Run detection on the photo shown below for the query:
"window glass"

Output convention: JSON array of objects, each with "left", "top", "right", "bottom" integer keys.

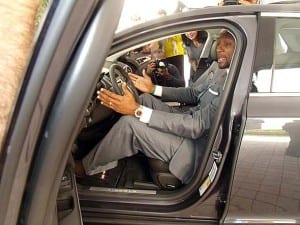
[
  {"left": 254, "top": 17, "right": 300, "bottom": 93},
  {"left": 116, "top": 0, "right": 219, "bottom": 32}
]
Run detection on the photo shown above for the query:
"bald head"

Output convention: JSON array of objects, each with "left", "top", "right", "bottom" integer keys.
[{"left": 216, "top": 30, "right": 235, "bottom": 68}]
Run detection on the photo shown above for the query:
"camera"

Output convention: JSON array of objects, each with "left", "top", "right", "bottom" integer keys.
[
  {"left": 223, "top": 0, "right": 239, "bottom": 5},
  {"left": 154, "top": 59, "right": 167, "bottom": 69}
]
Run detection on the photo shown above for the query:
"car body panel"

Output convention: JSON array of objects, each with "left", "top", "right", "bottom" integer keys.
[
  {"left": 225, "top": 94, "right": 300, "bottom": 224},
  {"left": 0, "top": 2, "right": 300, "bottom": 225},
  {"left": 0, "top": 0, "right": 123, "bottom": 225},
  {"left": 224, "top": 12, "right": 300, "bottom": 225},
  {"left": 0, "top": 1, "right": 98, "bottom": 224}
]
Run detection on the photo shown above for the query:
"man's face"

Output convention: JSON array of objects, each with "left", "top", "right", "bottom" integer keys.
[
  {"left": 151, "top": 49, "right": 165, "bottom": 60},
  {"left": 216, "top": 32, "right": 235, "bottom": 69},
  {"left": 150, "top": 42, "right": 165, "bottom": 60},
  {"left": 157, "top": 67, "right": 168, "bottom": 76}
]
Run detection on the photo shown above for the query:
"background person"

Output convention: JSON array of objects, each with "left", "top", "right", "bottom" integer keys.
[
  {"left": 162, "top": 34, "right": 185, "bottom": 77},
  {"left": 157, "top": 9, "right": 185, "bottom": 76},
  {"left": 218, "top": 0, "right": 258, "bottom": 5},
  {"left": 146, "top": 41, "right": 185, "bottom": 87},
  {"left": 181, "top": 30, "right": 208, "bottom": 86}
]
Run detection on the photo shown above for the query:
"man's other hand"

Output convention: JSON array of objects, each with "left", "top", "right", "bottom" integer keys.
[{"left": 129, "top": 70, "right": 154, "bottom": 93}]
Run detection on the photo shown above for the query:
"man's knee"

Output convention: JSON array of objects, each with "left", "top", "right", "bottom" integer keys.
[
  {"left": 118, "top": 115, "right": 138, "bottom": 127},
  {"left": 117, "top": 115, "right": 146, "bottom": 134}
]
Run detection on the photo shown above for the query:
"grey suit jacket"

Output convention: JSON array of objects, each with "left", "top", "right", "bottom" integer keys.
[{"left": 148, "top": 62, "right": 227, "bottom": 183}]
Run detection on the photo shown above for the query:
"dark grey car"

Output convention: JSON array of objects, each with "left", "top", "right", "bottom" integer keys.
[{"left": 0, "top": 1, "right": 300, "bottom": 225}]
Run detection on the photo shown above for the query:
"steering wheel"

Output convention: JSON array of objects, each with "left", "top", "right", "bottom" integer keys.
[{"left": 109, "top": 63, "right": 140, "bottom": 103}]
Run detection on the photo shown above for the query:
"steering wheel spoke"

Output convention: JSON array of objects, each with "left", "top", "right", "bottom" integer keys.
[{"left": 109, "top": 64, "right": 140, "bottom": 103}]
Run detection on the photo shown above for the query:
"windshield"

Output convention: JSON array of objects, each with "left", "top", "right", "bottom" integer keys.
[
  {"left": 116, "top": 0, "right": 220, "bottom": 32},
  {"left": 116, "top": 0, "right": 295, "bottom": 32}
]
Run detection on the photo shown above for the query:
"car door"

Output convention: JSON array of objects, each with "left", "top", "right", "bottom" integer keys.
[
  {"left": 224, "top": 11, "right": 300, "bottom": 225},
  {"left": 0, "top": 0, "right": 124, "bottom": 225}
]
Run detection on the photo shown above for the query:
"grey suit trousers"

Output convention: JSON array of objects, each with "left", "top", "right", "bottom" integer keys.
[{"left": 82, "top": 94, "right": 194, "bottom": 181}]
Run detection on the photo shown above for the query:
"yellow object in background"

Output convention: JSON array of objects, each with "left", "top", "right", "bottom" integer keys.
[{"left": 163, "top": 34, "right": 185, "bottom": 57}]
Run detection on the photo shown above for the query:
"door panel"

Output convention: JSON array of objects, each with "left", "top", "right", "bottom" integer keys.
[
  {"left": 0, "top": 1, "right": 95, "bottom": 225},
  {"left": 58, "top": 165, "right": 83, "bottom": 225},
  {"left": 14, "top": 0, "right": 124, "bottom": 225},
  {"left": 225, "top": 94, "right": 300, "bottom": 224}
]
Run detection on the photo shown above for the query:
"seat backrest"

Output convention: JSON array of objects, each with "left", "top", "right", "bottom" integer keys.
[{"left": 189, "top": 38, "right": 218, "bottom": 85}]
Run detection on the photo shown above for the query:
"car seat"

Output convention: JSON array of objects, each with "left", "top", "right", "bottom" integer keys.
[
  {"left": 147, "top": 38, "right": 219, "bottom": 190},
  {"left": 148, "top": 158, "right": 182, "bottom": 190}
]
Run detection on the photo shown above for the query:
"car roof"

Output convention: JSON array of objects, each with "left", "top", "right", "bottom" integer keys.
[
  {"left": 116, "top": 3, "right": 300, "bottom": 35},
  {"left": 113, "top": 3, "right": 300, "bottom": 48}
]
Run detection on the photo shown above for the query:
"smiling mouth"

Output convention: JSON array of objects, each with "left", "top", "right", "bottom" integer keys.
[{"left": 218, "top": 56, "right": 226, "bottom": 63}]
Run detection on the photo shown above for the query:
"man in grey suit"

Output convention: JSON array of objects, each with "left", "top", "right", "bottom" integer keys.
[{"left": 79, "top": 30, "right": 235, "bottom": 184}]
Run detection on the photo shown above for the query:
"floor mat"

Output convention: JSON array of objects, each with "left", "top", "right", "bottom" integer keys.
[
  {"left": 118, "top": 155, "right": 152, "bottom": 188},
  {"left": 76, "top": 160, "right": 126, "bottom": 187},
  {"left": 76, "top": 155, "right": 153, "bottom": 188}
]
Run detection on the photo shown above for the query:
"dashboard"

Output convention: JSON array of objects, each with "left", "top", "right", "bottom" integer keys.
[{"left": 81, "top": 53, "right": 147, "bottom": 130}]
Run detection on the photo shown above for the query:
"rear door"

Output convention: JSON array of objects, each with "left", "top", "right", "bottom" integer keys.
[{"left": 224, "top": 11, "right": 300, "bottom": 225}]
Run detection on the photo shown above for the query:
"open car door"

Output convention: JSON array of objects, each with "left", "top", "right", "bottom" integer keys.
[{"left": 0, "top": 0, "right": 124, "bottom": 225}]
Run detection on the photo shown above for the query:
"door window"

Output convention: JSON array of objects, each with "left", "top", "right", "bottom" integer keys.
[{"left": 254, "top": 17, "right": 300, "bottom": 93}]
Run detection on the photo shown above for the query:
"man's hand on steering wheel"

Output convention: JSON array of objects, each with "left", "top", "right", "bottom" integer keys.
[
  {"left": 97, "top": 82, "right": 139, "bottom": 116},
  {"left": 129, "top": 70, "right": 154, "bottom": 94}
]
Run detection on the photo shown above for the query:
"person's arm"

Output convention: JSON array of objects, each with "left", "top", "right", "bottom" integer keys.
[
  {"left": 160, "top": 63, "right": 213, "bottom": 103},
  {"left": 148, "top": 93, "right": 220, "bottom": 139},
  {"left": 166, "top": 76, "right": 185, "bottom": 87},
  {"left": 0, "top": 0, "right": 41, "bottom": 146},
  {"left": 166, "top": 64, "right": 185, "bottom": 87}
]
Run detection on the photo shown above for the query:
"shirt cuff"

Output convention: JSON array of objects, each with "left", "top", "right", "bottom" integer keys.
[
  {"left": 139, "top": 106, "right": 153, "bottom": 123},
  {"left": 153, "top": 85, "right": 162, "bottom": 96}
]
